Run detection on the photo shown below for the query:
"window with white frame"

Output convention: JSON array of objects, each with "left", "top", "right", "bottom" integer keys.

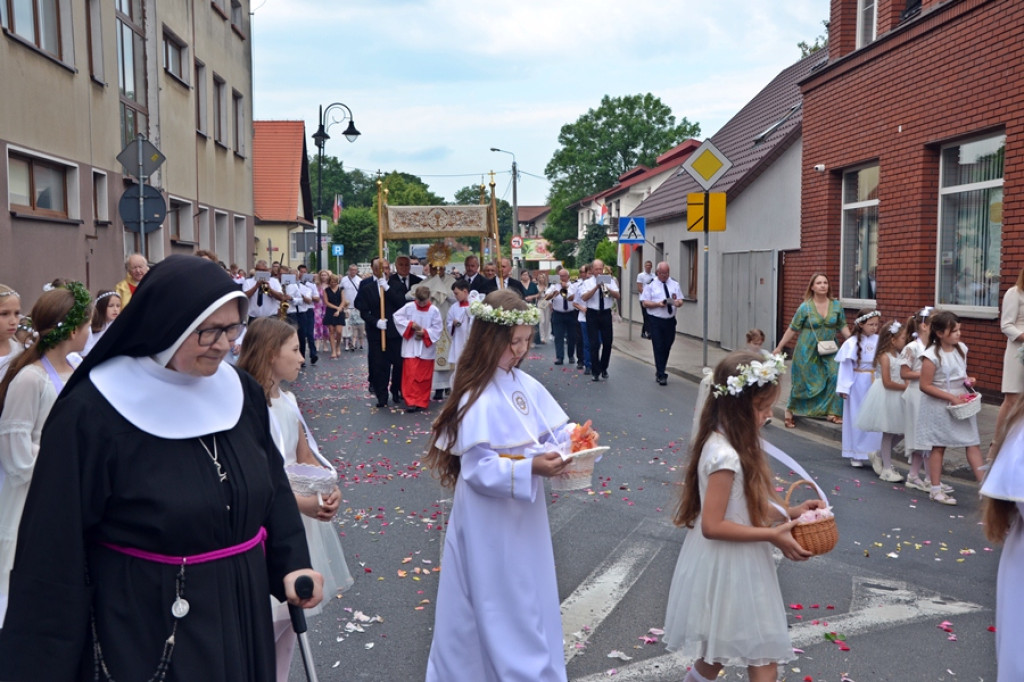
[
  {"left": 679, "top": 239, "right": 698, "bottom": 299},
  {"left": 840, "top": 165, "right": 879, "bottom": 302},
  {"left": 195, "top": 61, "right": 207, "bottom": 134},
  {"left": 86, "top": 0, "right": 104, "bottom": 80},
  {"left": 233, "top": 215, "right": 247, "bottom": 264},
  {"left": 197, "top": 206, "right": 210, "bottom": 249},
  {"left": 937, "top": 134, "right": 1005, "bottom": 310},
  {"left": 232, "top": 89, "right": 245, "bottom": 155},
  {"left": 857, "top": 0, "right": 877, "bottom": 48},
  {"left": 116, "top": 0, "right": 148, "bottom": 150},
  {"left": 162, "top": 29, "right": 187, "bottom": 83},
  {"left": 92, "top": 170, "right": 108, "bottom": 222},
  {"left": 167, "top": 197, "right": 194, "bottom": 242},
  {"left": 213, "top": 74, "right": 227, "bottom": 145},
  {"left": 9, "top": 152, "right": 70, "bottom": 218},
  {"left": 214, "top": 210, "right": 229, "bottom": 257}
]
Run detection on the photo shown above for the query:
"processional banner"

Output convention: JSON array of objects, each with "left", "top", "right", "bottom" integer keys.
[{"left": 383, "top": 205, "right": 491, "bottom": 240}]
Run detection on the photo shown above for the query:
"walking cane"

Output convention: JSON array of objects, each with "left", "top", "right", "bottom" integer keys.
[{"left": 288, "top": 575, "right": 320, "bottom": 682}]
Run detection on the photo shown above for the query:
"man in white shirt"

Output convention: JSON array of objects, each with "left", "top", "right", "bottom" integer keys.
[
  {"left": 292, "top": 264, "right": 319, "bottom": 366},
  {"left": 640, "top": 261, "right": 685, "bottom": 386},
  {"left": 340, "top": 264, "right": 362, "bottom": 351},
  {"left": 545, "top": 269, "right": 577, "bottom": 366},
  {"left": 580, "top": 259, "right": 620, "bottom": 381},
  {"left": 636, "top": 260, "right": 655, "bottom": 339},
  {"left": 573, "top": 265, "right": 591, "bottom": 373},
  {"left": 243, "top": 259, "right": 288, "bottom": 322}
]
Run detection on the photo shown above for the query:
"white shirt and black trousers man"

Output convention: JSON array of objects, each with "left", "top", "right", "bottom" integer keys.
[
  {"left": 641, "top": 275, "right": 684, "bottom": 385},
  {"left": 547, "top": 281, "right": 577, "bottom": 365},
  {"left": 581, "top": 276, "right": 619, "bottom": 381}
]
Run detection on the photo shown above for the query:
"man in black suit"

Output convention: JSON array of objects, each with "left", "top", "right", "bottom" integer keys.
[
  {"left": 464, "top": 255, "right": 494, "bottom": 296},
  {"left": 354, "top": 257, "right": 402, "bottom": 407},
  {"left": 384, "top": 255, "right": 423, "bottom": 404},
  {"left": 473, "top": 260, "right": 499, "bottom": 296},
  {"left": 499, "top": 258, "right": 527, "bottom": 298}
]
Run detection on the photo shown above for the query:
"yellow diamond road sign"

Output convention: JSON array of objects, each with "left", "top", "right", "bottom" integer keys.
[{"left": 681, "top": 139, "right": 732, "bottom": 191}]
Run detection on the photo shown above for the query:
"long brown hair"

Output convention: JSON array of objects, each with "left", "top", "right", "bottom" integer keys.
[
  {"left": 925, "top": 310, "right": 964, "bottom": 365},
  {"left": 237, "top": 317, "right": 299, "bottom": 404},
  {"left": 802, "top": 272, "right": 834, "bottom": 301},
  {"left": 0, "top": 289, "right": 84, "bottom": 416},
  {"left": 849, "top": 308, "right": 876, "bottom": 368},
  {"left": 873, "top": 319, "right": 904, "bottom": 368},
  {"left": 983, "top": 395, "right": 1024, "bottom": 543},
  {"left": 673, "top": 350, "right": 782, "bottom": 529},
  {"left": 425, "top": 290, "right": 529, "bottom": 488},
  {"left": 91, "top": 290, "right": 120, "bottom": 332}
]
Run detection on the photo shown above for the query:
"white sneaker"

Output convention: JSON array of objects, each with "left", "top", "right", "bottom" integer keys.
[
  {"left": 868, "top": 450, "right": 884, "bottom": 476},
  {"left": 850, "top": 459, "right": 866, "bottom": 468},
  {"left": 930, "top": 490, "right": 958, "bottom": 506},
  {"left": 879, "top": 468, "right": 904, "bottom": 483}
]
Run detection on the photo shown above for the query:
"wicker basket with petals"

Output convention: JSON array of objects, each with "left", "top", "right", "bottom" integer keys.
[
  {"left": 947, "top": 388, "right": 981, "bottom": 421},
  {"left": 784, "top": 479, "right": 838, "bottom": 556}
]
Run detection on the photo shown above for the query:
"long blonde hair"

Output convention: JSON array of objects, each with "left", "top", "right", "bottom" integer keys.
[
  {"left": 674, "top": 350, "right": 782, "bottom": 529},
  {"left": 425, "top": 290, "right": 529, "bottom": 489},
  {"left": 237, "top": 317, "right": 299, "bottom": 404}
]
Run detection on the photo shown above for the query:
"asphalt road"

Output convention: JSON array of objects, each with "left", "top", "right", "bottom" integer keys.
[{"left": 289, "top": 344, "right": 1000, "bottom": 682}]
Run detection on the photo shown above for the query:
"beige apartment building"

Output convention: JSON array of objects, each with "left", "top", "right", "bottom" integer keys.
[{"left": 0, "top": 0, "right": 255, "bottom": 305}]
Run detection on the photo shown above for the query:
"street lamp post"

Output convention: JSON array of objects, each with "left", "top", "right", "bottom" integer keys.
[
  {"left": 490, "top": 147, "right": 520, "bottom": 241},
  {"left": 312, "top": 102, "right": 360, "bottom": 269}
]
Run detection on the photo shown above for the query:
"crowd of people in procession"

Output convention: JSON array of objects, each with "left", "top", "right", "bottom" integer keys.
[{"left": 0, "top": 251, "right": 1021, "bottom": 681}]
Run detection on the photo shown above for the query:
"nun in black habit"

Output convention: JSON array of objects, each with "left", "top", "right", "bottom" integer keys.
[{"left": 0, "top": 255, "right": 323, "bottom": 681}]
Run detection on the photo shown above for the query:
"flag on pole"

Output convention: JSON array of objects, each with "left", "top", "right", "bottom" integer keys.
[
  {"left": 597, "top": 202, "right": 608, "bottom": 226},
  {"left": 332, "top": 194, "right": 344, "bottom": 222},
  {"left": 618, "top": 242, "right": 637, "bottom": 269}
]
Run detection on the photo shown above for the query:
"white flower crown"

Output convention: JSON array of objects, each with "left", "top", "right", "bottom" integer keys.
[
  {"left": 713, "top": 353, "right": 788, "bottom": 398},
  {"left": 855, "top": 310, "right": 881, "bottom": 325},
  {"left": 469, "top": 300, "right": 541, "bottom": 326},
  {"left": 888, "top": 320, "right": 902, "bottom": 335}
]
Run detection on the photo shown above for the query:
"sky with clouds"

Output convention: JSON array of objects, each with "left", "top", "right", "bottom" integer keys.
[{"left": 251, "top": 0, "right": 830, "bottom": 207}]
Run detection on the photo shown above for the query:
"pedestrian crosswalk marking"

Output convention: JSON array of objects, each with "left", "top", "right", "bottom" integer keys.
[
  {"left": 561, "top": 517, "right": 671, "bottom": 663},
  {"left": 571, "top": 572, "right": 984, "bottom": 681}
]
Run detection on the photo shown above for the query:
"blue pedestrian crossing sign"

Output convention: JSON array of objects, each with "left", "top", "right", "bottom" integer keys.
[{"left": 618, "top": 217, "right": 645, "bottom": 244}]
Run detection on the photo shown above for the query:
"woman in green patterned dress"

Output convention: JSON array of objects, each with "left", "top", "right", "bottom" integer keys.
[{"left": 773, "top": 273, "right": 851, "bottom": 427}]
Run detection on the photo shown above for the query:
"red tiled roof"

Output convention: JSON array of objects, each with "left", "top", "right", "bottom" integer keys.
[
  {"left": 517, "top": 205, "right": 551, "bottom": 223},
  {"left": 632, "top": 53, "right": 826, "bottom": 223},
  {"left": 253, "top": 121, "right": 314, "bottom": 225},
  {"left": 570, "top": 139, "right": 701, "bottom": 208}
]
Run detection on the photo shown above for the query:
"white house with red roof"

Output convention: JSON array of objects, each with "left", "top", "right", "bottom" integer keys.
[{"left": 252, "top": 121, "right": 315, "bottom": 268}]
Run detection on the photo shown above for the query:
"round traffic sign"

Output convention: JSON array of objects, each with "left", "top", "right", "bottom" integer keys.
[
  {"left": 118, "top": 185, "right": 167, "bottom": 234},
  {"left": 510, "top": 236, "right": 523, "bottom": 249}
]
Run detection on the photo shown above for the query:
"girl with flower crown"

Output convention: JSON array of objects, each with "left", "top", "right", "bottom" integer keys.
[
  {"left": 856, "top": 319, "right": 909, "bottom": 481},
  {"left": 0, "top": 282, "right": 92, "bottom": 625},
  {"left": 424, "top": 290, "right": 572, "bottom": 682},
  {"left": 82, "top": 289, "right": 122, "bottom": 356},
  {"left": 835, "top": 309, "right": 882, "bottom": 468},
  {"left": 0, "top": 285, "right": 21, "bottom": 383},
  {"left": 665, "top": 350, "right": 822, "bottom": 682}
]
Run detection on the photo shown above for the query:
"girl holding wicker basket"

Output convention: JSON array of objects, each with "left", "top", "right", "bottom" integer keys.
[
  {"left": 664, "top": 350, "right": 824, "bottom": 682},
  {"left": 916, "top": 310, "right": 986, "bottom": 505}
]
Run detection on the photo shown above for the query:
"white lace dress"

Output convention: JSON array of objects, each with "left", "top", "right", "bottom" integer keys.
[
  {"left": 663, "top": 432, "right": 794, "bottom": 667},
  {"left": 914, "top": 343, "right": 979, "bottom": 448}
]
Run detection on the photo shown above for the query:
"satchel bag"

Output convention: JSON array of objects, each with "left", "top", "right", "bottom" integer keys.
[{"left": 809, "top": 304, "right": 839, "bottom": 356}]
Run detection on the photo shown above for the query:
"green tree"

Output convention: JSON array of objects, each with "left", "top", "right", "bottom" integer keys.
[
  {"left": 308, "top": 156, "right": 376, "bottom": 219},
  {"left": 451, "top": 184, "right": 513, "bottom": 247},
  {"left": 542, "top": 194, "right": 579, "bottom": 267},
  {"left": 331, "top": 206, "right": 378, "bottom": 265},
  {"left": 798, "top": 20, "right": 830, "bottom": 58},
  {"left": 595, "top": 238, "right": 617, "bottom": 267},
  {"left": 545, "top": 94, "right": 700, "bottom": 203},
  {"left": 576, "top": 224, "right": 606, "bottom": 267}
]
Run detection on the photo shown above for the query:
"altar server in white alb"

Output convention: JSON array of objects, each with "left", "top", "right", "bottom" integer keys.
[
  {"left": 445, "top": 279, "right": 474, "bottom": 377},
  {"left": 835, "top": 309, "right": 882, "bottom": 467},
  {"left": 424, "top": 290, "right": 572, "bottom": 682},
  {"left": 393, "top": 285, "right": 444, "bottom": 413}
]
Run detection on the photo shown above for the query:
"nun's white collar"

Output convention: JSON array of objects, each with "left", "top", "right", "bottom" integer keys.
[{"left": 91, "top": 355, "right": 243, "bottom": 438}]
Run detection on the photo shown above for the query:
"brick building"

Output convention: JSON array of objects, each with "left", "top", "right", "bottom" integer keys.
[{"left": 788, "top": 0, "right": 1022, "bottom": 391}]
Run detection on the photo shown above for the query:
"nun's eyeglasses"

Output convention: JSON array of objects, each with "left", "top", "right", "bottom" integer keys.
[{"left": 194, "top": 323, "right": 246, "bottom": 346}]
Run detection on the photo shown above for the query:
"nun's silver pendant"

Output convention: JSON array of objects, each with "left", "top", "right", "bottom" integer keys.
[{"left": 171, "top": 597, "right": 190, "bottom": 619}]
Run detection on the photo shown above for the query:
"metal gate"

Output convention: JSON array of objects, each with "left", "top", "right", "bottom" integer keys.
[{"left": 720, "top": 250, "right": 776, "bottom": 351}]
